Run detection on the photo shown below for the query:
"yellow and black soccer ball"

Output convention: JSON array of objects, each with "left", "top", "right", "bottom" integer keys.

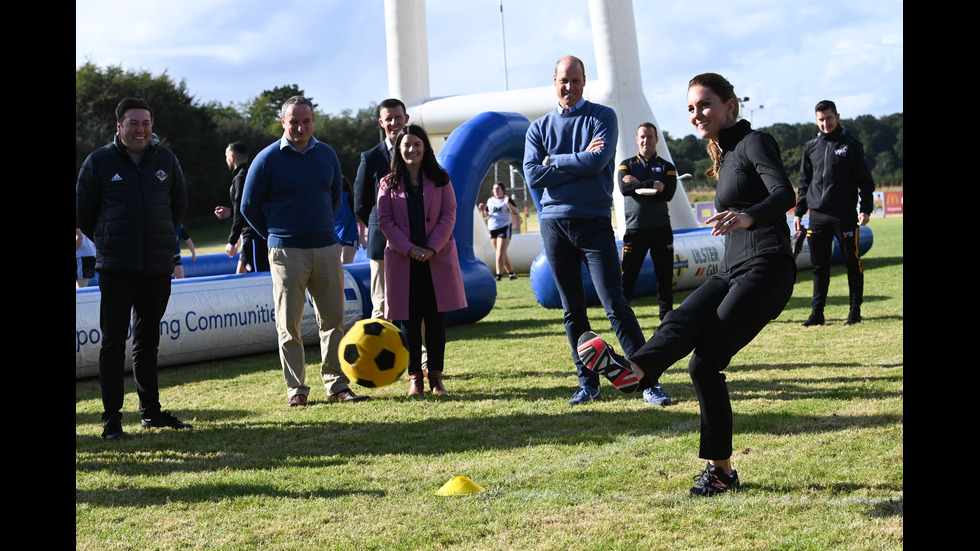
[{"left": 340, "top": 319, "right": 409, "bottom": 388}]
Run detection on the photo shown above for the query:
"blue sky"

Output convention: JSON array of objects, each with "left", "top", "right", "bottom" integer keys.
[{"left": 75, "top": 0, "right": 903, "bottom": 139}]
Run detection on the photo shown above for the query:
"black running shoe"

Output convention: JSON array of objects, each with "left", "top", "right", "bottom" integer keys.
[
  {"left": 102, "top": 418, "right": 126, "bottom": 440},
  {"left": 141, "top": 410, "right": 192, "bottom": 430},
  {"left": 801, "top": 313, "right": 825, "bottom": 327},
  {"left": 576, "top": 331, "right": 640, "bottom": 393},
  {"left": 690, "top": 463, "right": 740, "bottom": 497}
]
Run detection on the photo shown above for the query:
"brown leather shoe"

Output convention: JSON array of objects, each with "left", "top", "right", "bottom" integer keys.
[
  {"left": 287, "top": 394, "right": 308, "bottom": 407},
  {"left": 408, "top": 373, "right": 425, "bottom": 397},
  {"left": 324, "top": 389, "right": 371, "bottom": 402},
  {"left": 429, "top": 371, "right": 448, "bottom": 396}
]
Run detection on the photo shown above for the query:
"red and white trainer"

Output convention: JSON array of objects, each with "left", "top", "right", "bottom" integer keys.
[{"left": 576, "top": 331, "right": 640, "bottom": 393}]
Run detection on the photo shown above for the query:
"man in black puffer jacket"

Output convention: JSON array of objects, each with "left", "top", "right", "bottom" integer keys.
[{"left": 76, "top": 97, "right": 192, "bottom": 439}]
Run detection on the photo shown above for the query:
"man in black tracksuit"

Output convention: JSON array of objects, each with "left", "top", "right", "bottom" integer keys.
[
  {"left": 215, "top": 141, "right": 269, "bottom": 273},
  {"left": 793, "top": 100, "right": 875, "bottom": 326},
  {"left": 618, "top": 122, "right": 677, "bottom": 320},
  {"left": 76, "top": 97, "right": 192, "bottom": 439}
]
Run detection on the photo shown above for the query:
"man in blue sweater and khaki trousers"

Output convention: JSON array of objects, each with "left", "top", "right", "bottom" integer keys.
[
  {"left": 243, "top": 96, "right": 369, "bottom": 406},
  {"left": 524, "top": 56, "right": 672, "bottom": 406}
]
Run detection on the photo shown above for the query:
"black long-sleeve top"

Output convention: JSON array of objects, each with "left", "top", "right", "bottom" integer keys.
[{"left": 715, "top": 119, "right": 795, "bottom": 270}]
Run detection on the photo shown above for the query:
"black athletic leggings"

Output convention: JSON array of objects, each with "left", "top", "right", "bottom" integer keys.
[{"left": 629, "top": 253, "right": 796, "bottom": 460}]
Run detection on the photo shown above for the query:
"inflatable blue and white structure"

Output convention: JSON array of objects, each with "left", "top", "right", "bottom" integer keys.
[
  {"left": 527, "top": 221, "right": 872, "bottom": 310},
  {"left": 75, "top": 271, "right": 365, "bottom": 378}
]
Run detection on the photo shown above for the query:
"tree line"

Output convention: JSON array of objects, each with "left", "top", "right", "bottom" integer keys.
[{"left": 76, "top": 63, "right": 902, "bottom": 228}]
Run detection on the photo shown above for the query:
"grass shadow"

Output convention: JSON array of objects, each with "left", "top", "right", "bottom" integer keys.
[{"left": 76, "top": 403, "right": 902, "bottom": 480}]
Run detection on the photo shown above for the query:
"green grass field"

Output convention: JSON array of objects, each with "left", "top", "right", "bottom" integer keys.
[{"left": 76, "top": 217, "right": 903, "bottom": 550}]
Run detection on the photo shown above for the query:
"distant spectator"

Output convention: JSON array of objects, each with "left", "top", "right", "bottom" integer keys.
[
  {"left": 479, "top": 182, "right": 520, "bottom": 280},
  {"left": 510, "top": 201, "right": 523, "bottom": 235}
]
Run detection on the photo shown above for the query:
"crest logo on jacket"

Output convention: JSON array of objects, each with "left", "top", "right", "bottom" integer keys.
[
  {"left": 155, "top": 169, "right": 168, "bottom": 182},
  {"left": 835, "top": 145, "right": 849, "bottom": 157}
]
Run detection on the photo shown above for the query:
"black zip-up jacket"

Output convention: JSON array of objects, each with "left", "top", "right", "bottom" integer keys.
[
  {"left": 76, "top": 136, "right": 188, "bottom": 276},
  {"left": 715, "top": 120, "right": 795, "bottom": 270},
  {"left": 794, "top": 125, "right": 875, "bottom": 217}
]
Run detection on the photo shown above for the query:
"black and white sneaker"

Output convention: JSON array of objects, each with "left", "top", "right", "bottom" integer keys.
[
  {"left": 690, "top": 462, "right": 740, "bottom": 497},
  {"left": 576, "top": 331, "right": 640, "bottom": 393}
]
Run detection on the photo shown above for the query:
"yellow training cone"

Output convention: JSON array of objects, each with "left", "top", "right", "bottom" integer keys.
[{"left": 435, "top": 476, "right": 486, "bottom": 496}]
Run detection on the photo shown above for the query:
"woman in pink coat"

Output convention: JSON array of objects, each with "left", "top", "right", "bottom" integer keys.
[{"left": 378, "top": 125, "right": 467, "bottom": 396}]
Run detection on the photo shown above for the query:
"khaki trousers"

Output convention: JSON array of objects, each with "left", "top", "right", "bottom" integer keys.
[{"left": 269, "top": 245, "right": 349, "bottom": 397}]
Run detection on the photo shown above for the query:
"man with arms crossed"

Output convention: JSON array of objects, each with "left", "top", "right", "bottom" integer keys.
[
  {"left": 524, "top": 56, "right": 670, "bottom": 406},
  {"left": 618, "top": 122, "right": 677, "bottom": 323}
]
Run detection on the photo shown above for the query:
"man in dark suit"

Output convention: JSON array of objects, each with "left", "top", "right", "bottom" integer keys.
[{"left": 354, "top": 98, "right": 409, "bottom": 318}]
